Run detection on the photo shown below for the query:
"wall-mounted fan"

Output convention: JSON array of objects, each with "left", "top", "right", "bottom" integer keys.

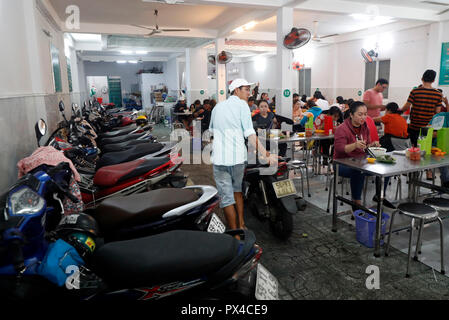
[
  {"left": 311, "top": 21, "right": 339, "bottom": 43},
  {"left": 361, "top": 48, "right": 378, "bottom": 63},
  {"left": 131, "top": 10, "right": 190, "bottom": 37},
  {"left": 208, "top": 55, "right": 216, "bottom": 65},
  {"left": 217, "top": 51, "right": 233, "bottom": 64},
  {"left": 283, "top": 28, "right": 311, "bottom": 49}
]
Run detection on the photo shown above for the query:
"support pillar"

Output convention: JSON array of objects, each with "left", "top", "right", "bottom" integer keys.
[
  {"left": 215, "top": 38, "right": 227, "bottom": 102},
  {"left": 276, "top": 7, "right": 294, "bottom": 127}
]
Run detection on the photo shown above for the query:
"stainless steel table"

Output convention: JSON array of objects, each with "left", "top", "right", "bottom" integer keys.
[{"left": 332, "top": 154, "right": 449, "bottom": 257}]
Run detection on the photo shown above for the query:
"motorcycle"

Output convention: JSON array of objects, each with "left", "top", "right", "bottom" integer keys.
[
  {"left": 243, "top": 116, "right": 307, "bottom": 240},
  {"left": 35, "top": 120, "right": 187, "bottom": 208},
  {"left": 0, "top": 163, "right": 278, "bottom": 301}
]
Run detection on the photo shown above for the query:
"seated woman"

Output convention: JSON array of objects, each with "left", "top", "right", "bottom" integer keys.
[
  {"left": 293, "top": 100, "right": 304, "bottom": 132},
  {"left": 252, "top": 100, "right": 278, "bottom": 129},
  {"left": 334, "top": 102, "right": 394, "bottom": 210},
  {"left": 373, "top": 102, "right": 409, "bottom": 152},
  {"left": 252, "top": 100, "right": 287, "bottom": 157}
]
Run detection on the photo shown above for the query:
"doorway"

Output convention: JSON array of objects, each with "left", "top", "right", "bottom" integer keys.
[{"left": 298, "top": 68, "right": 311, "bottom": 97}]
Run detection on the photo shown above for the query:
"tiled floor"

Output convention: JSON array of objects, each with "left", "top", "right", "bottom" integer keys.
[{"left": 154, "top": 127, "right": 449, "bottom": 299}]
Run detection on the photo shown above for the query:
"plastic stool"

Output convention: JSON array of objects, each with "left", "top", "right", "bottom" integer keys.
[{"left": 385, "top": 203, "right": 445, "bottom": 277}]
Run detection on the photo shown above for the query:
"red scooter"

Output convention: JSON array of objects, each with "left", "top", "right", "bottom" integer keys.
[{"left": 79, "top": 153, "right": 185, "bottom": 208}]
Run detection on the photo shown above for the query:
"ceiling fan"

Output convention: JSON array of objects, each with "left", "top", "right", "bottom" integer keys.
[
  {"left": 311, "top": 21, "right": 339, "bottom": 43},
  {"left": 131, "top": 9, "right": 190, "bottom": 37}
]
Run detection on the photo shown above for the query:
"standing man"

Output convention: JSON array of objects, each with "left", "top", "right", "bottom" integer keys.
[
  {"left": 209, "top": 79, "right": 277, "bottom": 233},
  {"left": 402, "top": 69, "right": 442, "bottom": 146},
  {"left": 363, "top": 79, "right": 389, "bottom": 119}
]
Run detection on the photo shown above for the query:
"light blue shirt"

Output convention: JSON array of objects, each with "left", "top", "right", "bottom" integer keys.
[{"left": 209, "top": 96, "right": 256, "bottom": 166}]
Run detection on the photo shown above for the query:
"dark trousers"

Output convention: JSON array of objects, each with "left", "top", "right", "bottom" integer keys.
[{"left": 408, "top": 127, "right": 420, "bottom": 147}]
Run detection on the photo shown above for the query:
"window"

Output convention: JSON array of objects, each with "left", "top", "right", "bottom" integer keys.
[
  {"left": 66, "top": 58, "right": 73, "bottom": 92},
  {"left": 50, "top": 43, "right": 62, "bottom": 93},
  {"left": 298, "top": 68, "right": 311, "bottom": 97},
  {"left": 364, "top": 59, "right": 390, "bottom": 99}
]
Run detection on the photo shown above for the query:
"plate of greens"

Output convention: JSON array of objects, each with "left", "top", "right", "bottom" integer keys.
[{"left": 376, "top": 155, "right": 396, "bottom": 164}]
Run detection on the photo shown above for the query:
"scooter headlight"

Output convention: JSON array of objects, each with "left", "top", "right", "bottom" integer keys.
[{"left": 7, "top": 186, "right": 45, "bottom": 216}]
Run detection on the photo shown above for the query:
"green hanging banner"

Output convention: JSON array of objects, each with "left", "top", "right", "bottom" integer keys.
[{"left": 439, "top": 43, "right": 449, "bottom": 85}]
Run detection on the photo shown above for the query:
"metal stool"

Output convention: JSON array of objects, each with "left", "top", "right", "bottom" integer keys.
[
  {"left": 326, "top": 176, "right": 351, "bottom": 213},
  {"left": 385, "top": 203, "right": 445, "bottom": 277},
  {"left": 290, "top": 160, "right": 310, "bottom": 198},
  {"left": 423, "top": 197, "right": 449, "bottom": 212}
]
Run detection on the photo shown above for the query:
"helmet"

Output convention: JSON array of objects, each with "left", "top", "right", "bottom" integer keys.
[
  {"left": 66, "top": 232, "right": 97, "bottom": 258},
  {"left": 56, "top": 213, "right": 99, "bottom": 238},
  {"left": 56, "top": 214, "right": 99, "bottom": 258},
  {"left": 136, "top": 115, "right": 148, "bottom": 126}
]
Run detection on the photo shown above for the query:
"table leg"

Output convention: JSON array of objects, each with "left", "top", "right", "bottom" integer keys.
[
  {"left": 332, "top": 163, "right": 339, "bottom": 232},
  {"left": 374, "top": 176, "right": 385, "bottom": 257}
]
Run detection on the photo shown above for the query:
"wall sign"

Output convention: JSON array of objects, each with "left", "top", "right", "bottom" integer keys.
[
  {"left": 439, "top": 42, "right": 449, "bottom": 85},
  {"left": 283, "top": 89, "right": 291, "bottom": 98},
  {"left": 220, "top": 90, "right": 224, "bottom": 95},
  {"left": 200, "top": 90, "right": 205, "bottom": 95},
  {"left": 358, "top": 90, "right": 362, "bottom": 96}
]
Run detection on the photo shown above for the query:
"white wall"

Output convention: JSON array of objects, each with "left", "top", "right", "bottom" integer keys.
[
  {"left": 166, "top": 57, "right": 179, "bottom": 94},
  {"left": 185, "top": 48, "right": 208, "bottom": 104},
  {"left": 140, "top": 73, "right": 167, "bottom": 111},
  {"left": 0, "top": 0, "right": 34, "bottom": 96},
  {"left": 83, "top": 61, "right": 165, "bottom": 96},
  {"left": 87, "top": 76, "right": 110, "bottom": 104}
]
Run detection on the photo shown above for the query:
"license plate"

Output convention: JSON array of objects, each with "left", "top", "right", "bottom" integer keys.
[
  {"left": 272, "top": 179, "right": 297, "bottom": 199},
  {"left": 255, "top": 263, "right": 279, "bottom": 300},
  {"left": 207, "top": 213, "right": 226, "bottom": 233}
]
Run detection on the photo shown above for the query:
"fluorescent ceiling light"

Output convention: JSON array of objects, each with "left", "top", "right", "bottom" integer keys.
[
  {"left": 350, "top": 14, "right": 394, "bottom": 25},
  {"left": 117, "top": 60, "right": 127, "bottom": 64},
  {"left": 233, "top": 21, "right": 258, "bottom": 33},
  {"left": 120, "top": 50, "right": 133, "bottom": 55},
  {"left": 128, "top": 60, "right": 138, "bottom": 64},
  {"left": 70, "top": 33, "right": 101, "bottom": 42},
  {"left": 135, "top": 50, "right": 148, "bottom": 55},
  {"left": 244, "top": 21, "right": 257, "bottom": 30}
]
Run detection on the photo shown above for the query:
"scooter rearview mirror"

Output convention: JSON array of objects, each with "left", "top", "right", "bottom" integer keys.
[
  {"left": 35, "top": 118, "right": 47, "bottom": 147},
  {"left": 59, "top": 101, "right": 65, "bottom": 112}
]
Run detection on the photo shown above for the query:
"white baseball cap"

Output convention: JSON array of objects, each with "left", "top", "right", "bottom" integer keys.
[{"left": 229, "top": 79, "right": 254, "bottom": 93}]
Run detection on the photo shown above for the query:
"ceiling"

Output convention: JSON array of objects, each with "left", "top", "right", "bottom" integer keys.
[
  {"left": 52, "top": 0, "right": 449, "bottom": 62},
  {"left": 49, "top": 0, "right": 254, "bottom": 30}
]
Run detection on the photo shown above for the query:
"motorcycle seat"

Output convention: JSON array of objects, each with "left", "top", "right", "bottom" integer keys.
[
  {"left": 101, "top": 139, "right": 150, "bottom": 153},
  {"left": 94, "top": 188, "right": 199, "bottom": 230},
  {"left": 96, "top": 143, "right": 164, "bottom": 169},
  {"left": 91, "top": 230, "right": 239, "bottom": 288},
  {"left": 98, "top": 132, "right": 146, "bottom": 146},
  {"left": 98, "top": 126, "right": 136, "bottom": 139},
  {"left": 94, "top": 157, "right": 169, "bottom": 187}
]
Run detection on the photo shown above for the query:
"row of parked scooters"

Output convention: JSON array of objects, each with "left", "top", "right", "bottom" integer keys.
[{"left": 0, "top": 99, "right": 280, "bottom": 301}]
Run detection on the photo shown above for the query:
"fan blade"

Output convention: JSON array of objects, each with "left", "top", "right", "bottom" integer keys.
[
  {"left": 160, "top": 29, "right": 190, "bottom": 32},
  {"left": 130, "top": 24, "right": 156, "bottom": 31},
  {"left": 437, "top": 8, "right": 449, "bottom": 15},
  {"left": 319, "top": 33, "right": 339, "bottom": 39}
]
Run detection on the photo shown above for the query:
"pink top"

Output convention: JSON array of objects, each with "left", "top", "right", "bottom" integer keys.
[
  {"left": 334, "top": 118, "right": 371, "bottom": 160},
  {"left": 363, "top": 89, "right": 384, "bottom": 118}
]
